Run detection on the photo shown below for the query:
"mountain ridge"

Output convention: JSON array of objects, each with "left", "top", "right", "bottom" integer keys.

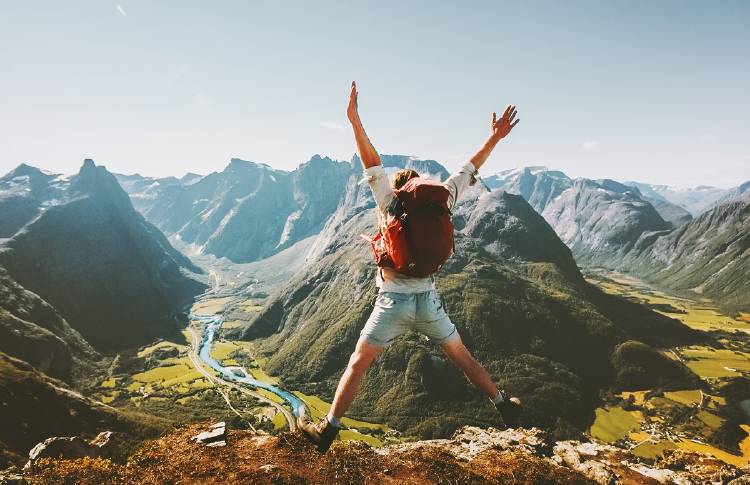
[
  {"left": 0, "top": 159, "right": 206, "bottom": 349},
  {"left": 235, "top": 157, "right": 701, "bottom": 439}
]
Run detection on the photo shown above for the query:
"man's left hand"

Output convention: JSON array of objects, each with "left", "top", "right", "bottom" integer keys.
[{"left": 491, "top": 106, "right": 519, "bottom": 141}]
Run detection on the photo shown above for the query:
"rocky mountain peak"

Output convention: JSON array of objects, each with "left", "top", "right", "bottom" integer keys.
[
  {"left": 0, "top": 164, "right": 58, "bottom": 196},
  {"left": 70, "top": 159, "right": 134, "bottom": 212},
  {"left": 80, "top": 158, "right": 96, "bottom": 171},
  {"left": 225, "top": 158, "right": 266, "bottom": 173},
  {"left": 179, "top": 172, "right": 203, "bottom": 184},
  {"left": 455, "top": 190, "right": 582, "bottom": 280},
  {"left": 484, "top": 166, "right": 574, "bottom": 213},
  {"left": 1, "top": 163, "right": 47, "bottom": 181},
  {"left": 595, "top": 179, "right": 641, "bottom": 196},
  {"left": 379, "top": 155, "right": 451, "bottom": 181}
]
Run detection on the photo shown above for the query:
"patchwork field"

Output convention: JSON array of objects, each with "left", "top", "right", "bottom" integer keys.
[
  {"left": 587, "top": 269, "right": 750, "bottom": 466},
  {"left": 192, "top": 297, "right": 234, "bottom": 315},
  {"left": 677, "top": 346, "right": 750, "bottom": 379},
  {"left": 590, "top": 272, "right": 750, "bottom": 335},
  {"left": 589, "top": 407, "right": 640, "bottom": 442}
]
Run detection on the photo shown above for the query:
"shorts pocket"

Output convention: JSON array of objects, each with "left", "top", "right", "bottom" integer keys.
[
  {"left": 376, "top": 293, "right": 396, "bottom": 309},
  {"left": 430, "top": 293, "right": 445, "bottom": 314}
]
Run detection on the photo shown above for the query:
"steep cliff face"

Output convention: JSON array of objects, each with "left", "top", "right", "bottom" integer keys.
[
  {"left": 240, "top": 159, "right": 699, "bottom": 439},
  {"left": 0, "top": 160, "right": 205, "bottom": 350}
]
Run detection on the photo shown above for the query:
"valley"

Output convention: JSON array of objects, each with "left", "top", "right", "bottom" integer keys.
[
  {"left": 91, "top": 245, "right": 394, "bottom": 449},
  {"left": 1, "top": 157, "right": 747, "bottom": 478},
  {"left": 586, "top": 268, "right": 750, "bottom": 466}
]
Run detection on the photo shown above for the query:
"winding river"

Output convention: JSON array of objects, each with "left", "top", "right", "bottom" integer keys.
[{"left": 192, "top": 313, "right": 306, "bottom": 417}]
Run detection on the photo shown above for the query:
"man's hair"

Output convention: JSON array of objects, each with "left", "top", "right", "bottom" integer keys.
[{"left": 391, "top": 169, "right": 419, "bottom": 189}]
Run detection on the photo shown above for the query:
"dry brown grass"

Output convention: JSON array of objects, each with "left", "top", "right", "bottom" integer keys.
[{"left": 27, "top": 424, "right": 596, "bottom": 485}]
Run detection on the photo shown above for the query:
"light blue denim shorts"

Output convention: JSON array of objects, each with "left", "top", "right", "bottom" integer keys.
[{"left": 360, "top": 290, "right": 459, "bottom": 347}]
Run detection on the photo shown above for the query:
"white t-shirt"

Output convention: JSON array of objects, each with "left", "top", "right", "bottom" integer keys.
[{"left": 365, "top": 162, "right": 477, "bottom": 293}]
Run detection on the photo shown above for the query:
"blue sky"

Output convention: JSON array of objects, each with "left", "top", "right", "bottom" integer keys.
[{"left": 1, "top": 1, "right": 748, "bottom": 187}]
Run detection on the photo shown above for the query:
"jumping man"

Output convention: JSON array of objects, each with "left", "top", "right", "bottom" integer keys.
[{"left": 298, "top": 82, "right": 522, "bottom": 452}]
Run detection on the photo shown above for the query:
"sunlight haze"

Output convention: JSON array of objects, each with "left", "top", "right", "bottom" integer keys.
[{"left": 1, "top": 0, "right": 748, "bottom": 187}]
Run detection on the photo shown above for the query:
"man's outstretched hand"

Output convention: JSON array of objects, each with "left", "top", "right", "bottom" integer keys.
[
  {"left": 491, "top": 106, "right": 519, "bottom": 142},
  {"left": 347, "top": 81, "right": 359, "bottom": 124}
]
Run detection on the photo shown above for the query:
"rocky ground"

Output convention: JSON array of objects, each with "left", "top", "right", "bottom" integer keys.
[{"left": 2, "top": 424, "right": 748, "bottom": 484}]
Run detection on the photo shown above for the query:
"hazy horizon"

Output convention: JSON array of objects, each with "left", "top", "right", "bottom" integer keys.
[
  {"left": 4, "top": 154, "right": 746, "bottom": 190},
  {"left": 1, "top": 1, "right": 748, "bottom": 188}
]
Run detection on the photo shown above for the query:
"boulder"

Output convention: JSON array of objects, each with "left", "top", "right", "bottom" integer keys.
[
  {"left": 24, "top": 431, "right": 114, "bottom": 470},
  {"left": 191, "top": 422, "right": 226, "bottom": 447}
]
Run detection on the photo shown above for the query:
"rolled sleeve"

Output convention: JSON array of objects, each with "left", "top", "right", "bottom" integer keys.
[
  {"left": 443, "top": 162, "right": 477, "bottom": 209},
  {"left": 365, "top": 165, "right": 397, "bottom": 214}
]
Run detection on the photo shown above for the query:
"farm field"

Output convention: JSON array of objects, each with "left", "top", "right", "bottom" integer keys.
[
  {"left": 677, "top": 346, "right": 750, "bottom": 379},
  {"left": 587, "top": 270, "right": 750, "bottom": 466}
]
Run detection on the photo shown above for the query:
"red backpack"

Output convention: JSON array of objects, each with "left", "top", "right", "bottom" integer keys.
[{"left": 363, "top": 177, "right": 454, "bottom": 277}]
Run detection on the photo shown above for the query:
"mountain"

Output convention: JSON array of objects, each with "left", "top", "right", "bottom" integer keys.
[
  {"left": 637, "top": 196, "right": 693, "bottom": 227},
  {"left": 116, "top": 155, "right": 354, "bottom": 263},
  {"left": 0, "top": 267, "right": 98, "bottom": 381},
  {"left": 712, "top": 180, "right": 750, "bottom": 207},
  {"left": 0, "top": 163, "right": 67, "bottom": 238},
  {"left": 0, "top": 160, "right": 206, "bottom": 350},
  {"left": 484, "top": 166, "right": 573, "bottom": 213},
  {"left": 484, "top": 168, "right": 747, "bottom": 307},
  {"left": 623, "top": 196, "right": 750, "bottom": 312},
  {"left": 0, "top": 352, "right": 161, "bottom": 468},
  {"left": 540, "top": 179, "right": 672, "bottom": 266},
  {"left": 623, "top": 181, "right": 731, "bottom": 216},
  {"left": 484, "top": 168, "right": 692, "bottom": 264},
  {"left": 379, "top": 154, "right": 451, "bottom": 180},
  {"left": 238, "top": 158, "right": 700, "bottom": 440}
]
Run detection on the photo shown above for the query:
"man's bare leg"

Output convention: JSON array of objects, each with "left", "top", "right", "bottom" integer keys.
[
  {"left": 329, "top": 338, "right": 384, "bottom": 419},
  {"left": 440, "top": 335, "right": 499, "bottom": 398}
]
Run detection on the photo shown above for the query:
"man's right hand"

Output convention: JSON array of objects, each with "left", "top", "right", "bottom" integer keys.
[{"left": 347, "top": 81, "right": 360, "bottom": 124}]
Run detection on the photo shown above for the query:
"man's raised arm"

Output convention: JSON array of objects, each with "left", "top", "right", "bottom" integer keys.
[
  {"left": 442, "top": 105, "right": 519, "bottom": 208},
  {"left": 347, "top": 81, "right": 381, "bottom": 169},
  {"left": 468, "top": 105, "right": 519, "bottom": 170}
]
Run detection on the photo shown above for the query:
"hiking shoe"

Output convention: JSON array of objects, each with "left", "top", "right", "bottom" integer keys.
[
  {"left": 297, "top": 415, "right": 339, "bottom": 453},
  {"left": 494, "top": 391, "right": 523, "bottom": 428}
]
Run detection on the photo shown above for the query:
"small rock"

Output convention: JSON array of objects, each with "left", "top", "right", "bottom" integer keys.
[
  {"left": 259, "top": 464, "right": 277, "bottom": 472},
  {"left": 191, "top": 422, "right": 227, "bottom": 446},
  {"left": 728, "top": 474, "right": 750, "bottom": 485},
  {"left": 719, "top": 465, "right": 744, "bottom": 483},
  {"left": 0, "top": 471, "right": 25, "bottom": 485}
]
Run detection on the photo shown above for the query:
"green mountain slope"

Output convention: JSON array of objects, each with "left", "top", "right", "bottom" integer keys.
[
  {"left": 624, "top": 196, "right": 750, "bottom": 312},
  {"left": 0, "top": 267, "right": 98, "bottom": 381},
  {"left": 0, "top": 352, "right": 163, "bottom": 468},
  {"left": 0, "top": 160, "right": 206, "bottom": 350},
  {"left": 240, "top": 182, "right": 701, "bottom": 439}
]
